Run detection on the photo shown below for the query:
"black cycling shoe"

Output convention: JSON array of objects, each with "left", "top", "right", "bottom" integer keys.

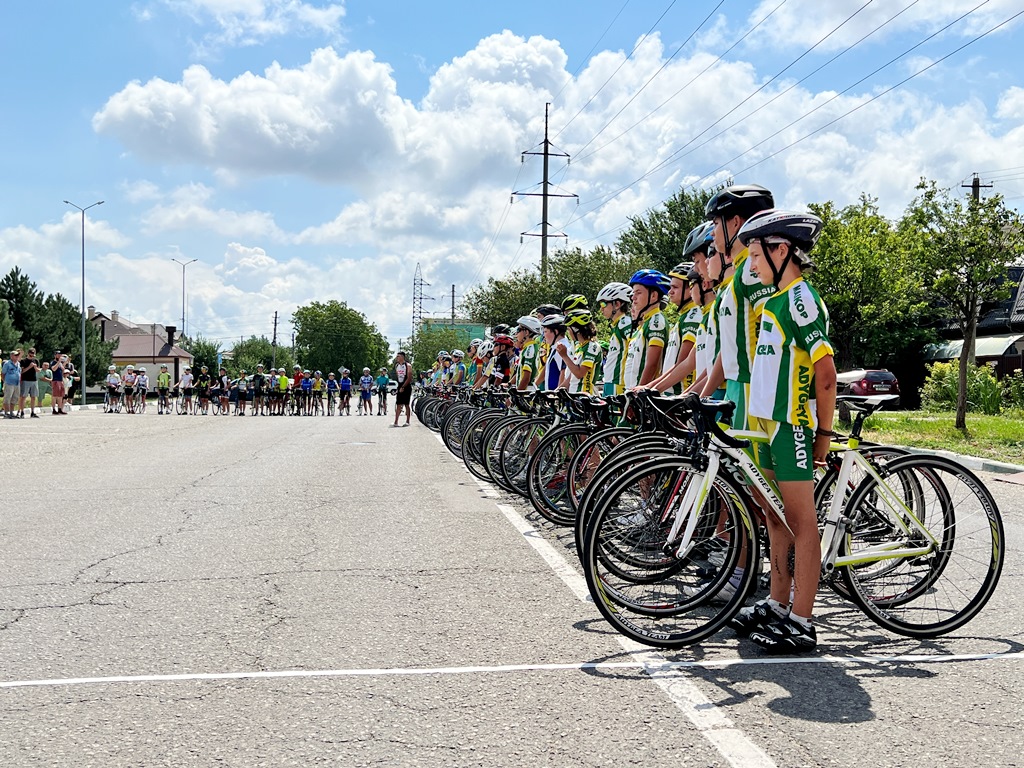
[
  {"left": 749, "top": 614, "right": 817, "bottom": 654},
  {"left": 728, "top": 600, "right": 783, "bottom": 637}
]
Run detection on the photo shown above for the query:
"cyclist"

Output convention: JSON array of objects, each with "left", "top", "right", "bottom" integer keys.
[
  {"left": 622, "top": 270, "right": 670, "bottom": 390},
  {"left": 216, "top": 367, "right": 230, "bottom": 414},
  {"left": 299, "top": 370, "right": 313, "bottom": 415},
  {"left": 252, "top": 364, "right": 266, "bottom": 415},
  {"left": 450, "top": 350, "right": 467, "bottom": 388},
  {"left": 358, "top": 367, "right": 374, "bottom": 414},
  {"left": 729, "top": 208, "right": 835, "bottom": 655},
  {"left": 105, "top": 365, "right": 121, "bottom": 412},
  {"left": 236, "top": 370, "right": 249, "bottom": 415},
  {"left": 375, "top": 368, "right": 389, "bottom": 415},
  {"left": 136, "top": 367, "right": 149, "bottom": 410},
  {"left": 473, "top": 341, "right": 493, "bottom": 390},
  {"left": 176, "top": 366, "right": 194, "bottom": 414},
  {"left": 699, "top": 184, "right": 777, "bottom": 429},
  {"left": 596, "top": 282, "right": 632, "bottom": 396},
  {"left": 513, "top": 316, "right": 542, "bottom": 390},
  {"left": 277, "top": 367, "right": 290, "bottom": 415},
  {"left": 559, "top": 309, "right": 602, "bottom": 395},
  {"left": 339, "top": 368, "right": 352, "bottom": 415},
  {"left": 156, "top": 364, "right": 172, "bottom": 415},
  {"left": 465, "top": 339, "right": 481, "bottom": 386},
  {"left": 194, "top": 365, "right": 212, "bottom": 415},
  {"left": 489, "top": 334, "right": 514, "bottom": 388},
  {"left": 531, "top": 307, "right": 560, "bottom": 390},
  {"left": 561, "top": 294, "right": 589, "bottom": 313},
  {"left": 311, "top": 370, "right": 325, "bottom": 414},
  {"left": 121, "top": 364, "right": 138, "bottom": 413}
]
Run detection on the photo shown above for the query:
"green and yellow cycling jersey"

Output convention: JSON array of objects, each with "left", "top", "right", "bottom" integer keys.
[
  {"left": 602, "top": 314, "right": 631, "bottom": 395},
  {"left": 749, "top": 277, "right": 833, "bottom": 430},
  {"left": 516, "top": 338, "right": 539, "bottom": 388},
  {"left": 567, "top": 339, "right": 603, "bottom": 395},
  {"left": 718, "top": 248, "right": 777, "bottom": 384},
  {"left": 622, "top": 306, "right": 667, "bottom": 390},
  {"left": 156, "top": 372, "right": 172, "bottom": 388}
]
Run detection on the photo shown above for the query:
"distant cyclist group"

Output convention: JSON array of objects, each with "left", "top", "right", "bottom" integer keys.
[{"left": 102, "top": 362, "right": 400, "bottom": 419}]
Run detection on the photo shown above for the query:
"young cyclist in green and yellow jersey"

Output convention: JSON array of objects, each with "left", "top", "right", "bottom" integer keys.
[
  {"left": 728, "top": 208, "right": 835, "bottom": 655},
  {"left": 700, "top": 184, "right": 777, "bottom": 429},
  {"left": 514, "top": 316, "right": 542, "bottom": 390},
  {"left": 622, "top": 270, "right": 670, "bottom": 390},
  {"left": 559, "top": 310, "right": 603, "bottom": 395},
  {"left": 596, "top": 282, "right": 633, "bottom": 396}
]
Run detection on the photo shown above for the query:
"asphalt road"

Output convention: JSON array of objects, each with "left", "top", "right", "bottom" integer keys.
[{"left": 1, "top": 409, "right": 1021, "bottom": 767}]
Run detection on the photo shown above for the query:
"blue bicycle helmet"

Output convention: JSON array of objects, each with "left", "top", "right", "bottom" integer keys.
[{"left": 628, "top": 269, "right": 671, "bottom": 295}]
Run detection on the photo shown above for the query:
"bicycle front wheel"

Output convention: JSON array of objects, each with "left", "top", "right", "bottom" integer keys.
[{"left": 838, "top": 455, "right": 1004, "bottom": 638}]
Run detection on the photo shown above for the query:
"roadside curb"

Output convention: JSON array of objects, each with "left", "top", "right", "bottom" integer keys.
[{"left": 895, "top": 445, "right": 1024, "bottom": 475}]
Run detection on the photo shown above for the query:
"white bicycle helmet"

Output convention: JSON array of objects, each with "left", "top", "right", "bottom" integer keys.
[
  {"left": 516, "top": 315, "right": 542, "bottom": 336},
  {"left": 597, "top": 282, "right": 633, "bottom": 304},
  {"left": 452, "top": 349, "right": 464, "bottom": 359},
  {"left": 477, "top": 341, "right": 494, "bottom": 357}
]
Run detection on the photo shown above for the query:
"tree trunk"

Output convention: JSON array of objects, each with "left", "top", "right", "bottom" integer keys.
[{"left": 956, "top": 295, "right": 979, "bottom": 430}]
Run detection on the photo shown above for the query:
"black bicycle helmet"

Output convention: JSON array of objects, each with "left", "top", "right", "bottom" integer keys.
[
  {"left": 492, "top": 324, "right": 512, "bottom": 336},
  {"left": 704, "top": 184, "right": 775, "bottom": 220},
  {"left": 533, "top": 304, "right": 561, "bottom": 318}
]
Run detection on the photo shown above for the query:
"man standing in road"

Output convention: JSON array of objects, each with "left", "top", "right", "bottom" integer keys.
[
  {"left": 392, "top": 350, "right": 412, "bottom": 427},
  {"left": 19, "top": 347, "right": 41, "bottom": 418},
  {"left": 3, "top": 349, "right": 22, "bottom": 419}
]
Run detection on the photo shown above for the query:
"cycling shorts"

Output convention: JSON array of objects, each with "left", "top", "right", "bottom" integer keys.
[{"left": 751, "top": 417, "right": 814, "bottom": 483}]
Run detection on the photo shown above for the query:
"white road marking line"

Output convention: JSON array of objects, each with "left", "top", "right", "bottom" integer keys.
[
  {"left": 3, "top": 652, "right": 1022, "bottom": 691},
  {"left": 493, "top": 502, "right": 776, "bottom": 768}
]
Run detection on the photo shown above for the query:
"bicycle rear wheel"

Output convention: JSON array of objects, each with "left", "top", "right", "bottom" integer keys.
[{"left": 838, "top": 455, "right": 1004, "bottom": 638}]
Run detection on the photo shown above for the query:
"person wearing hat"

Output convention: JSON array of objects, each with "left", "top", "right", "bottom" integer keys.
[
  {"left": 2, "top": 349, "right": 22, "bottom": 419},
  {"left": 156, "top": 364, "right": 172, "bottom": 414},
  {"left": 513, "top": 316, "right": 542, "bottom": 391}
]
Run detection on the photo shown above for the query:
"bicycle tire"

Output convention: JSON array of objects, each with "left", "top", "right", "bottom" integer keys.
[
  {"left": 838, "top": 454, "right": 1004, "bottom": 638},
  {"left": 582, "top": 455, "right": 759, "bottom": 648},
  {"left": 526, "top": 424, "right": 592, "bottom": 526},
  {"left": 498, "top": 416, "right": 552, "bottom": 497}
]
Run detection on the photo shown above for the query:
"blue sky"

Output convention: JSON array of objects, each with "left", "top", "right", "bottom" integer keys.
[{"left": 2, "top": 0, "right": 1023, "bottom": 348}]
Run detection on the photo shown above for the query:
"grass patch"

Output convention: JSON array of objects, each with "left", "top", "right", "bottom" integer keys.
[{"left": 857, "top": 409, "right": 1024, "bottom": 464}]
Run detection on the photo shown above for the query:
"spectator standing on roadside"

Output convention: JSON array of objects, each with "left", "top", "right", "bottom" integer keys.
[
  {"left": 3, "top": 349, "right": 22, "bottom": 419},
  {"left": 50, "top": 351, "right": 67, "bottom": 415},
  {"left": 63, "top": 358, "right": 78, "bottom": 410},
  {"left": 19, "top": 347, "right": 41, "bottom": 418}
]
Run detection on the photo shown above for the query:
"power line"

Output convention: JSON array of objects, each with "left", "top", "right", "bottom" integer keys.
[
  {"left": 701, "top": 4, "right": 1020, "bottom": 184},
  {"left": 570, "top": 0, "right": 724, "bottom": 159},
  {"left": 549, "top": 0, "right": 633, "bottom": 105},
  {"left": 574, "top": 0, "right": 789, "bottom": 164},
  {"left": 554, "top": 0, "right": 679, "bottom": 141}
]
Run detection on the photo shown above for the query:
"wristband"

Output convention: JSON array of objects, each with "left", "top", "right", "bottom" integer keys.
[{"left": 815, "top": 428, "right": 836, "bottom": 438}]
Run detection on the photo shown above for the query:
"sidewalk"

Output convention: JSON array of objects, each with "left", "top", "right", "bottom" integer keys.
[{"left": 896, "top": 444, "right": 1024, "bottom": 476}]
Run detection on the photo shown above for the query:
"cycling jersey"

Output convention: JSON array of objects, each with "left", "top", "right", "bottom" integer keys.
[
  {"left": 252, "top": 373, "right": 266, "bottom": 392},
  {"left": 179, "top": 373, "right": 193, "bottom": 389},
  {"left": 300, "top": 377, "right": 312, "bottom": 392},
  {"left": 136, "top": 375, "right": 149, "bottom": 389},
  {"left": 293, "top": 373, "right": 304, "bottom": 389},
  {"left": 516, "top": 338, "right": 539, "bottom": 389},
  {"left": 450, "top": 363, "right": 466, "bottom": 386},
  {"left": 359, "top": 375, "right": 373, "bottom": 391},
  {"left": 718, "top": 249, "right": 776, "bottom": 384},
  {"left": 694, "top": 301, "right": 716, "bottom": 381},
  {"left": 327, "top": 379, "right": 339, "bottom": 392},
  {"left": 749, "top": 277, "right": 833, "bottom": 430},
  {"left": 376, "top": 375, "right": 389, "bottom": 391},
  {"left": 312, "top": 378, "right": 323, "bottom": 391},
  {"left": 277, "top": 375, "right": 289, "bottom": 391},
  {"left": 566, "top": 339, "right": 602, "bottom": 395},
  {"left": 622, "top": 306, "right": 667, "bottom": 390},
  {"left": 237, "top": 377, "right": 248, "bottom": 392},
  {"left": 545, "top": 337, "right": 571, "bottom": 391},
  {"left": 106, "top": 373, "right": 121, "bottom": 388},
  {"left": 536, "top": 342, "right": 550, "bottom": 390},
  {"left": 122, "top": 373, "right": 137, "bottom": 388},
  {"left": 602, "top": 314, "right": 631, "bottom": 395},
  {"left": 663, "top": 302, "right": 703, "bottom": 394},
  {"left": 490, "top": 353, "right": 511, "bottom": 386},
  {"left": 157, "top": 372, "right": 171, "bottom": 389},
  {"left": 340, "top": 377, "right": 352, "bottom": 392}
]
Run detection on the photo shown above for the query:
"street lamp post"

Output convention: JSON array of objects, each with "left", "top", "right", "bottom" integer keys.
[
  {"left": 171, "top": 258, "right": 198, "bottom": 338},
  {"left": 63, "top": 199, "right": 104, "bottom": 404}
]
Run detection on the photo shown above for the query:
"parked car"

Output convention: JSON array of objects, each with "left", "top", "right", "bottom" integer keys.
[
  {"left": 387, "top": 379, "right": 398, "bottom": 395},
  {"left": 835, "top": 368, "right": 901, "bottom": 408}
]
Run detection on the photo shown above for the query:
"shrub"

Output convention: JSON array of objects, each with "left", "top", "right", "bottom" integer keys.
[
  {"left": 920, "top": 361, "right": 1004, "bottom": 415},
  {"left": 1004, "top": 369, "right": 1024, "bottom": 409}
]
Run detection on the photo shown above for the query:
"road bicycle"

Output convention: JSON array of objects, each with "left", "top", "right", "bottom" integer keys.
[{"left": 580, "top": 393, "right": 1005, "bottom": 648}]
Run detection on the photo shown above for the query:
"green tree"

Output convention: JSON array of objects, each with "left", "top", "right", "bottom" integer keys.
[
  {"left": 181, "top": 335, "right": 221, "bottom": 375},
  {"left": 0, "top": 299, "right": 21, "bottom": 351},
  {"left": 462, "top": 245, "right": 644, "bottom": 327},
  {"left": 230, "top": 335, "right": 295, "bottom": 374},
  {"left": 905, "top": 180, "right": 1024, "bottom": 429},
  {"left": 292, "top": 300, "right": 389, "bottom": 376},
  {"left": 808, "top": 197, "right": 936, "bottom": 373},
  {"left": 615, "top": 185, "right": 720, "bottom": 274},
  {"left": 406, "top": 324, "right": 463, "bottom": 373},
  {"left": 0, "top": 267, "right": 44, "bottom": 341}
]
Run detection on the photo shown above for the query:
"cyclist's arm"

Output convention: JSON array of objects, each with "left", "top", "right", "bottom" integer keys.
[
  {"left": 648, "top": 342, "right": 696, "bottom": 392},
  {"left": 638, "top": 342, "right": 663, "bottom": 387},
  {"left": 813, "top": 354, "right": 837, "bottom": 464}
]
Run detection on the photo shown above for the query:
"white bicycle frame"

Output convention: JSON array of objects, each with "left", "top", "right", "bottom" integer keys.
[{"left": 663, "top": 429, "right": 939, "bottom": 576}]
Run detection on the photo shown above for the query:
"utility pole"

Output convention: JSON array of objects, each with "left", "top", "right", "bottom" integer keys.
[
  {"left": 514, "top": 103, "right": 578, "bottom": 283},
  {"left": 271, "top": 311, "right": 278, "bottom": 370},
  {"left": 412, "top": 263, "right": 433, "bottom": 337},
  {"left": 451, "top": 284, "right": 456, "bottom": 326},
  {"left": 962, "top": 173, "right": 993, "bottom": 202}
]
